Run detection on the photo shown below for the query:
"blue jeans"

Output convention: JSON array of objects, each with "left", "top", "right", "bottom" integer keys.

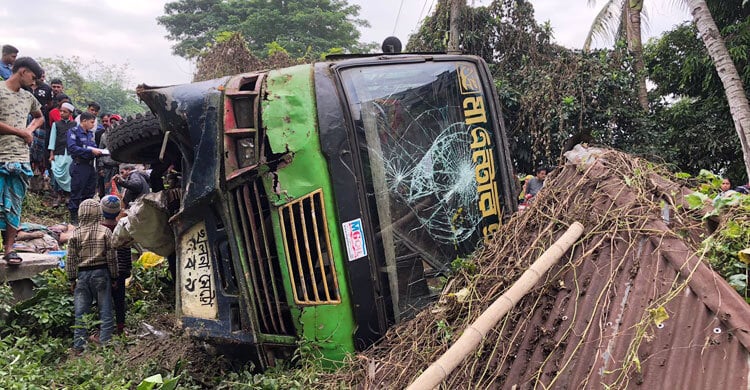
[{"left": 73, "top": 268, "right": 114, "bottom": 350}]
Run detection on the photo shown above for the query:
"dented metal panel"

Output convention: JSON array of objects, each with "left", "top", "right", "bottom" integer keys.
[
  {"left": 263, "top": 64, "right": 318, "bottom": 155},
  {"left": 261, "top": 63, "right": 357, "bottom": 362},
  {"left": 137, "top": 79, "right": 227, "bottom": 210}
]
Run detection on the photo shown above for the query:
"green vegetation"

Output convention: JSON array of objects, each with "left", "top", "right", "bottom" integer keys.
[
  {"left": 158, "top": 0, "right": 372, "bottom": 59},
  {"left": 21, "top": 191, "right": 68, "bottom": 226},
  {"left": 0, "top": 254, "right": 326, "bottom": 388},
  {"left": 643, "top": 0, "right": 750, "bottom": 181},
  {"left": 39, "top": 56, "right": 146, "bottom": 116},
  {"left": 0, "top": 260, "right": 180, "bottom": 388},
  {"left": 686, "top": 170, "right": 750, "bottom": 301},
  {"left": 406, "top": 0, "right": 749, "bottom": 182}
]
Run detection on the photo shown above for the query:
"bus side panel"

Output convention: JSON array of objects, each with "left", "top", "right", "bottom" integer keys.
[{"left": 261, "top": 64, "right": 358, "bottom": 362}]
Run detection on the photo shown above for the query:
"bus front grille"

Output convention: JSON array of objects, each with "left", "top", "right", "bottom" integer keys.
[
  {"left": 233, "top": 179, "right": 295, "bottom": 335},
  {"left": 279, "top": 189, "right": 341, "bottom": 305}
]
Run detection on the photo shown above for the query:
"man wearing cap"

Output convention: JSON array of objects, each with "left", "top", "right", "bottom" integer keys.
[
  {"left": 0, "top": 57, "right": 45, "bottom": 264},
  {"left": 48, "top": 102, "right": 76, "bottom": 206}
]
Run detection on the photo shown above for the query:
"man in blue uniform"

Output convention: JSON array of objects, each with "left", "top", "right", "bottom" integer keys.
[{"left": 66, "top": 111, "right": 103, "bottom": 223}]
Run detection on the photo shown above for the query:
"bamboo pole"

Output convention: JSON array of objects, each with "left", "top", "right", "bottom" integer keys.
[{"left": 407, "top": 222, "right": 585, "bottom": 390}]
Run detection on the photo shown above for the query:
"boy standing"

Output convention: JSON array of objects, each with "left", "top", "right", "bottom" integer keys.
[
  {"left": 67, "top": 199, "right": 118, "bottom": 353},
  {"left": 100, "top": 195, "right": 132, "bottom": 335},
  {"left": 0, "top": 45, "right": 18, "bottom": 80}
]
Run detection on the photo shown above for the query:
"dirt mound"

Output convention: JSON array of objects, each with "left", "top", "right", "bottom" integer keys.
[
  {"left": 320, "top": 147, "right": 749, "bottom": 388},
  {"left": 120, "top": 313, "right": 239, "bottom": 387}
]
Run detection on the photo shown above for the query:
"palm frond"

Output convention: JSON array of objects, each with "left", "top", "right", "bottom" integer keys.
[
  {"left": 584, "top": 0, "right": 627, "bottom": 51},
  {"left": 639, "top": 2, "right": 650, "bottom": 35}
]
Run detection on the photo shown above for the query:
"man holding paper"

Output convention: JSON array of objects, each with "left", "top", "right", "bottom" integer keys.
[{"left": 66, "top": 111, "right": 104, "bottom": 224}]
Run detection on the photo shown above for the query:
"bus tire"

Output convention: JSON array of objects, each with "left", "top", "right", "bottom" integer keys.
[{"left": 107, "top": 112, "right": 164, "bottom": 164}]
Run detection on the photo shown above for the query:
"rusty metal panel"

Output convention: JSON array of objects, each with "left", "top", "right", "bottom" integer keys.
[
  {"left": 223, "top": 73, "right": 265, "bottom": 181},
  {"left": 232, "top": 179, "right": 294, "bottom": 336},
  {"left": 278, "top": 189, "right": 341, "bottom": 305},
  {"left": 492, "top": 236, "right": 750, "bottom": 390}
]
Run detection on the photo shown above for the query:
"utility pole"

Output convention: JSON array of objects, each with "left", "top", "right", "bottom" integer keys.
[{"left": 447, "top": 0, "right": 464, "bottom": 54}]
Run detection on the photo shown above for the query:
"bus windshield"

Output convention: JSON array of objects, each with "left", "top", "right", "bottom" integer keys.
[{"left": 340, "top": 61, "right": 503, "bottom": 312}]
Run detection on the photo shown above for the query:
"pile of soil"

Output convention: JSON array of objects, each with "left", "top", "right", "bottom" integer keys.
[
  {"left": 319, "top": 147, "right": 734, "bottom": 388},
  {"left": 118, "top": 313, "right": 244, "bottom": 387}
]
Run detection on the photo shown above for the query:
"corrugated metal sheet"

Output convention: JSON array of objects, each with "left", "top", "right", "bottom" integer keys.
[
  {"left": 457, "top": 160, "right": 750, "bottom": 389},
  {"left": 442, "top": 155, "right": 750, "bottom": 389},
  {"left": 488, "top": 237, "right": 750, "bottom": 390}
]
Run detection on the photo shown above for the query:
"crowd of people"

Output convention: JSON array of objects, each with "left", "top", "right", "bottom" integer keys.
[
  {"left": 1, "top": 45, "right": 173, "bottom": 354},
  {"left": 2, "top": 45, "right": 135, "bottom": 220}
]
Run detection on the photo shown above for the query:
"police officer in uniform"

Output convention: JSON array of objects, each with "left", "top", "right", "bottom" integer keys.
[{"left": 66, "top": 111, "right": 103, "bottom": 223}]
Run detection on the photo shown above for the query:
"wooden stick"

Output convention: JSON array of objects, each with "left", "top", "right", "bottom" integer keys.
[{"left": 407, "top": 222, "right": 585, "bottom": 390}]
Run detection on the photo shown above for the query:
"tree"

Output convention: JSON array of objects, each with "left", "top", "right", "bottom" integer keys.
[
  {"left": 584, "top": 0, "right": 649, "bottom": 111},
  {"left": 588, "top": 0, "right": 750, "bottom": 180},
  {"left": 643, "top": 2, "right": 748, "bottom": 179},
  {"left": 40, "top": 57, "right": 145, "bottom": 116},
  {"left": 408, "top": 0, "right": 644, "bottom": 174},
  {"left": 687, "top": 0, "right": 750, "bottom": 181},
  {"left": 158, "top": 0, "right": 370, "bottom": 59}
]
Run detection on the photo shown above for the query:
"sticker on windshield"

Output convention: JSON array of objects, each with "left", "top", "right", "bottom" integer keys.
[{"left": 342, "top": 218, "right": 367, "bottom": 261}]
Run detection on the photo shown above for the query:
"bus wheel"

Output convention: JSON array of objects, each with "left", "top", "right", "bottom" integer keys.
[{"left": 107, "top": 112, "right": 165, "bottom": 164}]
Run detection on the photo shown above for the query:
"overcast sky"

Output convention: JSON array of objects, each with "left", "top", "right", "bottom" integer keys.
[{"left": 0, "top": 0, "right": 691, "bottom": 89}]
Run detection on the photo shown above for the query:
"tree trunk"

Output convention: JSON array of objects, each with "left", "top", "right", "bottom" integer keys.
[
  {"left": 688, "top": 0, "right": 750, "bottom": 181},
  {"left": 626, "top": 1, "right": 649, "bottom": 111},
  {"left": 447, "top": 0, "right": 463, "bottom": 54}
]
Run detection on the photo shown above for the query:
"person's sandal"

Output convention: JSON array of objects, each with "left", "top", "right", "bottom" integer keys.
[{"left": 4, "top": 251, "right": 22, "bottom": 265}]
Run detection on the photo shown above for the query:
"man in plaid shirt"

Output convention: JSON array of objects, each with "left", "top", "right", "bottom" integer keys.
[{"left": 67, "top": 198, "right": 118, "bottom": 353}]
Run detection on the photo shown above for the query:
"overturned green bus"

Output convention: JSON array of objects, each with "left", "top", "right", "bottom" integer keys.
[{"left": 109, "top": 51, "right": 517, "bottom": 369}]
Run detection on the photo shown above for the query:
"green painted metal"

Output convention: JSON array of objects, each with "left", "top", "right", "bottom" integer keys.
[
  {"left": 256, "top": 333, "right": 298, "bottom": 345},
  {"left": 261, "top": 64, "right": 357, "bottom": 363}
]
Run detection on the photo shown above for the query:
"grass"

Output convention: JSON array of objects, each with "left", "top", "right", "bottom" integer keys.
[
  {"left": 0, "top": 259, "right": 321, "bottom": 389},
  {"left": 22, "top": 190, "right": 69, "bottom": 226}
]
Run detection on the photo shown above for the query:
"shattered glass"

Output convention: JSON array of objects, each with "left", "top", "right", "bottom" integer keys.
[{"left": 340, "top": 61, "right": 499, "bottom": 313}]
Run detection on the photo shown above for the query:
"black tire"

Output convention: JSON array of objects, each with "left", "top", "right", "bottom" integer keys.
[{"left": 107, "top": 112, "right": 165, "bottom": 164}]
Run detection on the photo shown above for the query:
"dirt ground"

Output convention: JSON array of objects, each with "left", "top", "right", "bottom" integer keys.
[
  {"left": 120, "top": 313, "right": 231, "bottom": 386},
  {"left": 70, "top": 311, "right": 245, "bottom": 387}
]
